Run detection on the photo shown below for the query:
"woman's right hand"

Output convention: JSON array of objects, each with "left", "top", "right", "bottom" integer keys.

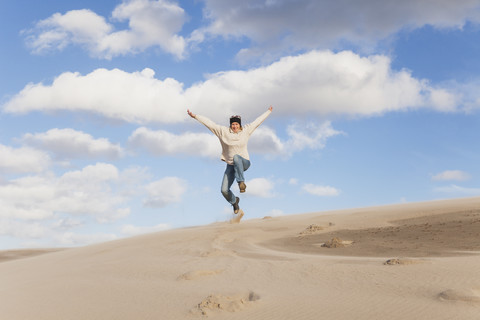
[{"left": 187, "top": 109, "right": 196, "bottom": 118}]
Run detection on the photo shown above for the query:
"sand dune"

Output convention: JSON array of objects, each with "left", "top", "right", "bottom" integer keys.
[
  {"left": 1, "top": 197, "right": 480, "bottom": 319},
  {"left": 0, "top": 248, "right": 64, "bottom": 263}
]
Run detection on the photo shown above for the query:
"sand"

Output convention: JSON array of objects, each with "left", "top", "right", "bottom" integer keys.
[{"left": 1, "top": 197, "right": 480, "bottom": 319}]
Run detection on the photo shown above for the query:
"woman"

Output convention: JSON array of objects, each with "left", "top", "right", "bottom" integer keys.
[{"left": 187, "top": 106, "right": 273, "bottom": 214}]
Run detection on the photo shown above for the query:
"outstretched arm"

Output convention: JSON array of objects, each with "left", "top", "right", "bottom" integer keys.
[
  {"left": 187, "top": 109, "right": 223, "bottom": 136},
  {"left": 187, "top": 109, "right": 196, "bottom": 118},
  {"left": 244, "top": 105, "right": 273, "bottom": 135}
]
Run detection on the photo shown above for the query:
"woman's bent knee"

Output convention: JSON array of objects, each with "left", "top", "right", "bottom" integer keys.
[{"left": 221, "top": 188, "right": 229, "bottom": 197}]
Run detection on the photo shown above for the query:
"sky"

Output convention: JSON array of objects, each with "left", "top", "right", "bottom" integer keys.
[{"left": 1, "top": 0, "right": 480, "bottom": 250}]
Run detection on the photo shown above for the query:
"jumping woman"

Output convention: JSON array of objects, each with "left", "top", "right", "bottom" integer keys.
[{"left": 187, "top": 106, "right": 273, "bottom": 214}]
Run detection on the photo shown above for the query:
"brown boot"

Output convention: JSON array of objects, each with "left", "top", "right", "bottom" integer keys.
[
  {"left": 232, "top": 197, "right": 240, "bottom": 214},
  {"left": 238, "top": 181, "right": 246, "bottom": 193}
]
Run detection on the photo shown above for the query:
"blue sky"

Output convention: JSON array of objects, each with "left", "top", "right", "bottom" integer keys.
[{"left": 1, "top": 0, "right": 480, "bottom": 250}]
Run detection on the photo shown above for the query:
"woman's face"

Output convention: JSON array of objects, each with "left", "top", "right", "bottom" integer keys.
[{"left": 230, "top": 122, "right": 241, "bottom": 133}]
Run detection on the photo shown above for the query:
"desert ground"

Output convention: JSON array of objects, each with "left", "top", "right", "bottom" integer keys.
[{"left": 1, "top": 197, "right": 479, "bottom": 319}]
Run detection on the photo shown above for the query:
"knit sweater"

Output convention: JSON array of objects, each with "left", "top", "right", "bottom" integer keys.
[{"left": 194, "top": 110, "right": 272, "bottom": 165}]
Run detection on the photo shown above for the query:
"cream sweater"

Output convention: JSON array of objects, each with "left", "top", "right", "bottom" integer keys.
[{"left": 195, "top": 110, "right": 272, "bottom": 165}]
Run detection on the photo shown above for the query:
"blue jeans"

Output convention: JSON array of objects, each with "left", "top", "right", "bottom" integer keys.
[{"left": 221, "top": 155, "right": 251, "bottom": 204}]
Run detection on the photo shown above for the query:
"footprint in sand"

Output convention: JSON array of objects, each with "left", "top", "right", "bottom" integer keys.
[
  {"left": 198, "top": 232, "right": 238, "bottom": 258},
  {"left": 439, "top": 288, "right": 480, "bottom": 303},
  {"left": 177, "top": 269, "right": 224, "bottom": 281},
  {"left": 383, "top": 258, "right": 425, "bottom": 265},
  {"left": 190, "top": 291, "right": 260, "bottom": 316},
  {"left": 199, "top": 248, "right": 235, "bottom": 258}
]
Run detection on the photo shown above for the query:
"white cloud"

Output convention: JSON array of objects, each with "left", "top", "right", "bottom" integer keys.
[
  {"left": 22, "top": 128, "right": 124, "bottom": 159},
  {"left": 285, "top": 121, "right": 343, "bottom": 152},
  {"left": 24, "top": 0, "right": 188, "bottom": 59},
  {"left": 0, "top": 218, "right": 48, "bottom": 238},
  {"left": 428, "top": 89, "right": 460, "bottom": 112},
  {"left": 201, "top": 0, "right": 480, "bottom": 61},
  {"left": 245, "top": 177, "right": 275, "bottom": 198},
  {"left": 434, "top": 184, "right": 480, "bottom": 195},
  {"left": 302, "top": 183, "right": 340, "bottom": 197},
  {"left": 453, "top": 79, "right": 480, "bottom": 113},
  {"left": 117, "top": 166, "right": 153, "bottom": 197},
  {"left": 2, "top": 68, "right": 187, "bottom": 124},
  {"left": 2, "top": 51, "right": 461, "bottom": 124},
  {"left": 0, "top": 164, "right": 177, "bottom": 248},
  {"left": 51, "top": 218, "right": 83, "bottom": 231},
  {"left": 128, "top": 127, "right": 220, "bottom": 158},
  {"left": 187, "top": 51, "right": 459, "bottom": 119},
  {"left": 23, "top": 0, "right": 480, "bottom": 62},
  {"left": 0, "top": 179, "right": 56, "bottom": 220},
  {"left": 121, "top": 223, "right": 170, "bottom": 236},
  {"left": 0, "top": 163, "right": 131, "bottom": 222},
  {"left": 24, "top": 9, "right": 112, "bottom": 54},
  {"left": 432, "top": 170, "right": 471, "bottom": 181},
  {"left": 248, "top": 126, "right": 286, "bottom": 155},
  {"left": 0, "top": 216, "right": 117, "bottom": 248},
  {"left": 249, "top": 122, "right": 343, "bottom": 158},
  {"left": 183, "top": 50, "right": 460, "bottom": 119},
  {"left": 129, "top": 120, "right": 340, "bottom": 161},
  {"left": 289, "top": 178, "right": 298, "bottom": 185},
  {"left": 0, "top": 144, "right": 51, "bottom": 174},
  {"left": 144, "top": 176, "right": 187, "bottom": 207}
]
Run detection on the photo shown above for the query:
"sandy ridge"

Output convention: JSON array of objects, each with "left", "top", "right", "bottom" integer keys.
[{"left": 1, "top": 197, "right": 480, "bottom": 319}]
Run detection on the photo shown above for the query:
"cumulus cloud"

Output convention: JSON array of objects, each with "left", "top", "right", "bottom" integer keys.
[
  {"left": 128, "top": 127, "right": 220, "bottom": 158},
  {"left": 249, "top": 122, "right": 343, "bottom": 158},
  {"left": 434, "top": 184, "right": 480, "bottom": 195},
  {"left": 24, "top": 0, "right": 188, "bottom": 59},
  {"left": 144, "top": 176, "right": 187, "bottom": 207},
  {"left": 23, "top": 0, "right": 480, "bottom": 62},
  {"left": 51, "top": 217, "right": 83, "bottom": 231},
  {"left": 0, "top": 144, "right": 51, "bottom": 174},
  {"left": 302, "top": 183, "right": 340, "bottom": 196},
  {"left": 0, "top": 216, "right": 119, "bottom": 248},
  {"left": 2, "top": 50, "right": 460, "bottom": 124},
  {"left": 200, "top": 0, "right": 480, "bottom": 61},
  {"left": 22, "top": 128, "right": 124, "bottom": 159},
  {"left": 248, "top": 126, "right": 285, "bottom": 155},
  {"left": 0, "top": 218, "right": 48, "bottom": 239},
  {"left": 128, "top": 120, "right": 341, "bottom": 160},
  {"left": 0, "top": 164, "right": 179, "bottom": 247},
  {"left": 432, "top": 170, "right": 471, "bottom": 181},
  {"left": 24, "top": 9, "right": 112, "bottom": 54},
  {"left": 186, "top": 51, "right": 459, "bottom": 120},
  {"left": 0, "top": 179, "right": 56, "bottom": 220},
  {"left": 0, "top": 163, "right": 131, "bottom": 222},
  {"left": 245, "top": 178, "right": 275, "bottom": 198},
  {"left": 2, "top": 68, "right": 186, "bottom": 123},
  {"left": 285, "top": 122, "right": 343, "bottom": 152}
]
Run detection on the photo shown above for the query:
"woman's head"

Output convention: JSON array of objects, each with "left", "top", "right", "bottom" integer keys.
[{"left": 230, "top": 115, "right": 242, "bottom": 133}]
